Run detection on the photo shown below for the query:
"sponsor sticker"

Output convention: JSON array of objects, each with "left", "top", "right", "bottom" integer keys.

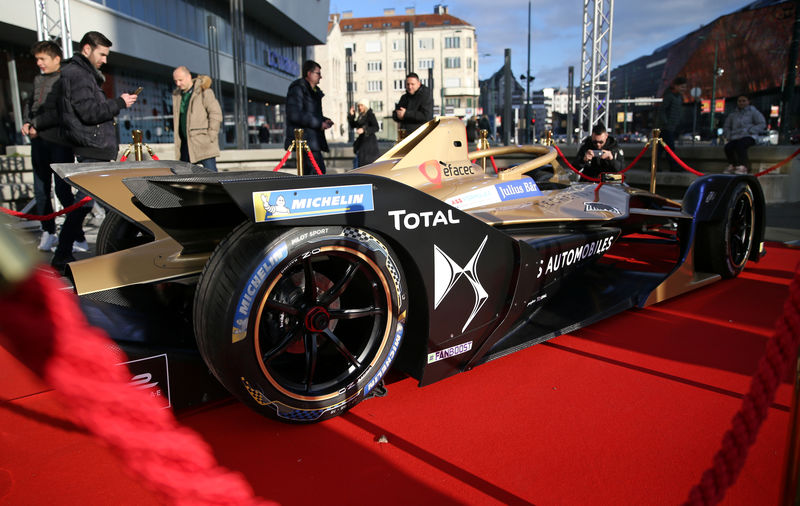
[
  {"left": 427, "top": 341, "right": 473, "bottom": 364},
  {"left": 119, "top": 354, "right": 171, "bottom": 409},
  {"left": 447, "top": 176, "right": 541, "bottom": 210},
  {"left": 434, "top": 236, "right": 489, "bottom": 332},
  {"left": 583, "top": 202, "right": 622, "bottom": 215},
  {"left": 387, "top": 209, "right": 460, "bottom": 230},
  {"left": 252, "top": 184, "right": 374, "bottom": 222},
  {"left": 232, "top": 242, "right": 289, "bottom": 343}
]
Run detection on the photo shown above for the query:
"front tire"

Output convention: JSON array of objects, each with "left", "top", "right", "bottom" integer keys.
[
  {"left": 193, "top": 223, "right": 407, "bottom": 423},
  {"left": 696, "top": 182, "right": 755, "bottom": 278}
]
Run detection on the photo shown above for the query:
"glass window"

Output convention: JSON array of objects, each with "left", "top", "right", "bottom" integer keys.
[
  {"left": 444, "top": 57, "right": 461, "bottom": 69},
  {"left": 393, "top": 79, "right": 405, "bottom": 90},
  {"left": 370, "top": 100, "right": 384, "bottom": 112},
  {"left": 392, "top": 39, "right": 404, "bottom": 51},
  {"left": 367, "top": 61, "right": 382, "bottom": 72},
  {"left": 393, "top": 60, "right": 406, "bottom": 71},
  {"left": 445, "top": 98, "right": 460, "bottom": 107},
  {"left": 444, "top": 37, "right": 460, "bottom": 49},
  {"left": 367, "top": 80, "right": 383, "bottom": 92},
  {"left": 418, "top": 38, "right": 434, "bottom": 50},
  {"left": 418, "top": 59, "right": 434, "bottom": 70}
]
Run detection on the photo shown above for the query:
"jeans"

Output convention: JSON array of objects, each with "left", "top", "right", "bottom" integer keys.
[
  {"left": 724, "top": 137, "right": 756, "bottom": 168},
  {"left": 53, "top": 155, "right": 105, "bottom": 259},
  {"left": 180, "top": 140, "right": 218, "bottom": 172},
  {"left": 31, "top": 137, "right": 75, "bottom": 234},
  {"left": 303, "top": 150, "right": 327, "bottom": 175}
]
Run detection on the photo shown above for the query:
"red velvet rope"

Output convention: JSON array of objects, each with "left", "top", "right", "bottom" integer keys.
[
  {"left": 685, "top": 265, "right": 800, "bottom": 505},
  {"left": 619, "top": 142, "right": 651, "bottom": 174},
  {"left": 0, "top": 268, "right": 276, "bottom": 506},
  {"left": 490, "top": 155, "right": 499, "bottom": 174},
  {"left": 552, "top": 144, "right": 601, "bottom": 182},
  {"left": 304, "top": 148, "right": 324, "bottom": 175},
  {"left": 754, "top": 147, "right": 800, "bottom": 177},
  {"left": 0, "top": 196, "right": 93, "bottom": 221},
  {"left": 272, "top": 147, "right": 293, "bottom": 172},
  {"left": 659, "top": 141, "right": 707, "bottom": 176}
]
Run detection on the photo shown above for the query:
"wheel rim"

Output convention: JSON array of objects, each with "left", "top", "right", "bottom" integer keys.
[
  {"left": 728, "top": 190, "right": 754, "bottom": 268},
  {"left": 253, "top": 245, "right": 394, "bottom": 401}
]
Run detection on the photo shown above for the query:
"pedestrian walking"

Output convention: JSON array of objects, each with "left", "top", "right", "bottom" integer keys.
[
  {"left": 21, "top": 40, "right": 75, "bottom": 252},
  {"left": 55, "top": 31, "right": 138, "bottom": 273}
]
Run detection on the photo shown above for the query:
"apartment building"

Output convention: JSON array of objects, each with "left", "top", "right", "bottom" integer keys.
[{"left": 311, "top": 5, "right": 480, "bottom": 141}]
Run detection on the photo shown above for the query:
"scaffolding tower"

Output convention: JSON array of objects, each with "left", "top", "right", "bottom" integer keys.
[
  {"left": 34, "top": 0, "right": 73, "bottom": 56},
  {"left": 578, "top": 0, "right": 614, "bottom": 137}
]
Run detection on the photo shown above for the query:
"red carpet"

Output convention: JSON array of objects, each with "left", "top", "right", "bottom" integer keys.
[{"left": 1, "top": 244, "right": 797, "bottom": 505}]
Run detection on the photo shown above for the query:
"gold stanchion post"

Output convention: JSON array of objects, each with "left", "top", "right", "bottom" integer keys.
[
  {"left": 294, "top": 128, "right": 305, "bottom": 176},
  {"left": 478, "top": 128, "right": 489, "bottom": 172},
  {"left": 132, "top": 129, "right": 144, "bottom": 161},
  {"left": 650, "top": 128, "right": 660, "bottom": 194},
  {"left": 545, "top": 130, "right": 552, "bottom": 147}
]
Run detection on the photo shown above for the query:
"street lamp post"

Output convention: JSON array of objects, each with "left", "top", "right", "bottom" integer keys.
[
  {"left": 525, "top": 0, "right": 531, "bottom": 143},
  {"left": 709, "top": 40, "right": 721, "bottom": 140}
]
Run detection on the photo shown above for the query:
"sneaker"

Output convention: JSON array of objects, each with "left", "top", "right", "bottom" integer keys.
[
  {"left": 734, "top": 165, "right": 748, "bottom": 175},
  {"left": 723, "top": 165, "right": 735, "bottom": 174},
  {"left": 51, "top": 253, "right": 76, "bottom": 276},
  {"left": 38, "top": 231, "right": 58, "bottom": 252},
  {"left": 73, "top": 240, "right": 90, "bottom": 253}
]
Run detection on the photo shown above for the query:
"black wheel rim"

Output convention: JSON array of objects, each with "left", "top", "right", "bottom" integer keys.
[
  {"left": 728, "top": 191, "right": 754, "bottom": 268},
  {"left": 253, "top": 246, "right": 393, "bottom": 400}
]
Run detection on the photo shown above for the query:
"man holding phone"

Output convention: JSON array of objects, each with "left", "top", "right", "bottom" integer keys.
[
  {"left": 574, "top": 123, "right": 624, "bottom": 179},
  {"left": 54, "top": 31, "right": 138, "bottom": 273}
]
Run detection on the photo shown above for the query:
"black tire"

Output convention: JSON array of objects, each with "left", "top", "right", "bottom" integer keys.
[
  {"left": 193, "top": 223, "right": 407, "bottom": 423},
  {"left": 696, "top": 182, "right": 755, "bottom": 278},
  {"left": 95, "top": 211, "right": 154, "bottom": 255}
]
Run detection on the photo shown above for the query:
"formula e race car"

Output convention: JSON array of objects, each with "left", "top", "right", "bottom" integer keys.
[{"left": 54, "top": 117, "right": 765, "bottom": 423}]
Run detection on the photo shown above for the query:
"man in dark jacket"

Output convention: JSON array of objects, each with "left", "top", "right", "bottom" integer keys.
[
  {"left": 284, "top": 60, "right": 333, "bottom": 175},
  {"left": 574, "top": 123, "right": 624, "bottom": 179},
  {"left": 21, "top": 40, "right": 75, "bottom": 252},
  {"left": 53, "top": 31, "right": 138, "bottom": 273},
  {"left": 658, "top": 76, "right": 687, "bottom": 172},
  {"left": 392, "top": 73, "right": 433, "bottom": 137}
]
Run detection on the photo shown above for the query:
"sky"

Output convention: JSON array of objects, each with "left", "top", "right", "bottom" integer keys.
[{"left": 327, "top": 0, "right": 756, "bottom": 89}]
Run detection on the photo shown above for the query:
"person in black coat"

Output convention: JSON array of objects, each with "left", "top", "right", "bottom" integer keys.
[
  {"left": 348, "top": 99, "right": 380, "bottom": 167},
  {"left": 574, "top": 123, "right": 624, "bottom": 179},
  {"left": 284, "top": 60, "right": 333, "bottom": 174},
  {"left": 54, "top": 31, "right": 138, "bottom": 273},
  {"left": 392, "top": 73, "right": 433, "bottom": 137}
]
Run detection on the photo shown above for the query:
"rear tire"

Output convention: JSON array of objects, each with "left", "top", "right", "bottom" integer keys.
[
  {"left": 95, "top": 211, "right": 154, "bottom": 255},
  {"left": 696, "top": 182, "right": 755, "bottom": 278},
  {"left": 193, "top": 223, "right": 407, "bottom": 423}
]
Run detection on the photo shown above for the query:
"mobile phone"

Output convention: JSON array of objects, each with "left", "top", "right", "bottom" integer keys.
[
  {"left": 592, "top": 149, "right": 603, "bottom": 157},
  {"left": 132, "top": 86, "right": 143, "bottom": 95}
]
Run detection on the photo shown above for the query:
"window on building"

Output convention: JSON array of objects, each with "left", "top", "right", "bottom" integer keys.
[
  {"left": 370, "top": 100, "right": 384, "bottom": 112},
  {"left": 421, "top": 78, "right": 431, "bottom": 87},
  {"left": 367, "top": 80, "right": 383, "bottom": 92},
  {"left": 393, "top": 79, "right": 405, "bottom": 91},
  {"left": 467, "top": 98, "right": 473, "bottom": 107},
  {"left": 467, "top": 57, "right": 472, "bottom": 69},
  {"left": 444, "top": 37, "right": 460, "bottom": 49},
  {"left": 393, "top": 60, "right": 406, "bottom": 71},
  {"left": 363, "top": 23, "right": 372, "bottom": 28},
  {"left": 347, "top": 82, "right": 358, "bottom": 92},
  {"left": 418, "top": 58, "right": 434, "bottom": 70},
  {"left": 367, "top": 61, "right": 382, "bottom": 72},
  {"left": 445, "top": 77, "right": 461, "bottom": 87},
  {"left": 347, "top": 62, "right": 357, "bottom": 73},
  {"left": 392, "top": 39, "right": 405, "bottom": 51},
  {"left": 343, "top": 25, "right": 352, "bottom": 29},
  {"left": 444, "top": 57, "right": 461, "bottom": 69},
  {"left": 418, "top": 38, "right": 434, "bottom": 50},
  {"left": 365, "top": 41, "right": 382, "bottom": 52},
  {"left": 383, "top": 22, "right": 392, "bottom": 27},
  {"left": 445, "top": 98, "right": 460, "bottom": 107},
  {"left": 467, "top": 37, "right": 472, "bottom": 48}
]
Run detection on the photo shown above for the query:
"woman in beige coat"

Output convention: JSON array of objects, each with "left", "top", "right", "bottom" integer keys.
[{"left": 172, "top": 67, "right": 222, "bottom": 170}]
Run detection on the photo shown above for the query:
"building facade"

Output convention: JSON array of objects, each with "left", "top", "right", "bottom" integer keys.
[
  {"left": 310, "top": 5, "right": 480, "bottom": 141},
  {"left": 0, "top": 0, "right": 329, "bottom": 150}
]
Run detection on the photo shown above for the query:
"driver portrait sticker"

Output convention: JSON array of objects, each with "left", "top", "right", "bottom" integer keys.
[{"left": 252, "top": 184, "right": 374, "bottom": 222}]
